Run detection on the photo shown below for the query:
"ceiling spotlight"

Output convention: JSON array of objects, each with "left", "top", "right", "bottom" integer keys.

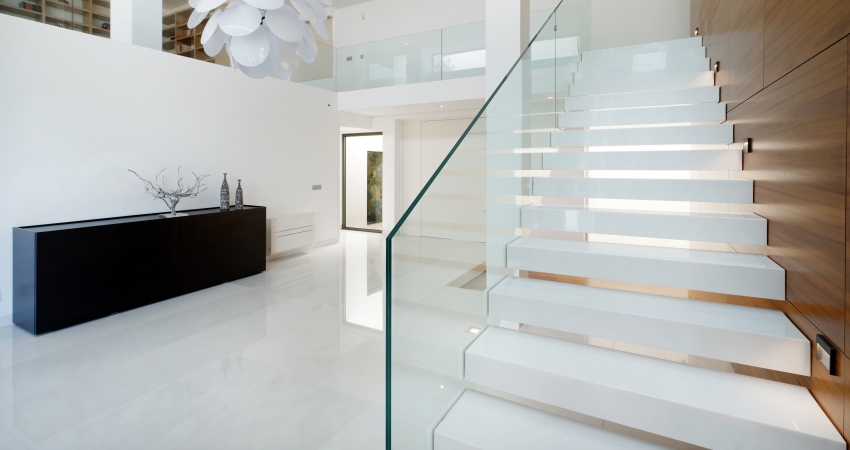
[{"left": 467, "top": 327, "right": 481, "bottom": 334}]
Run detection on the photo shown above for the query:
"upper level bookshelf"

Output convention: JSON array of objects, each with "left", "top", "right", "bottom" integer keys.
[
  {"left": 162, "top": 8, "right": 215, "bottom": 64},
  {"left": 0, "top": 0, "right": 110, "bottom": 38}
]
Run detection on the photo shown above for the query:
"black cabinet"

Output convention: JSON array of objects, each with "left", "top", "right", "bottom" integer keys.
[{"left": 13, "top": 206, "right": 266, "bottom": 335}]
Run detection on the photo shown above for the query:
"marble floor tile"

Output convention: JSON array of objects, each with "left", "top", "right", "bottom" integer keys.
[
  {"left": 242, "top": 307, "right": 372, "bottom": 375},
  {"left": 0, "top": 231, "right": 387, "bottom": 449},
  {"left": 318, "top": 401, "right": 385, "bottom": 450},
  {"left": 178, "top": 377, "right": 369, "bottom": 450},
  {"left": 299, "top": 336, "right": 385, "bottom": 403}
]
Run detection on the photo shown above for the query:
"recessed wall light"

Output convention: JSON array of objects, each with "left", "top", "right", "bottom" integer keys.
[
  {"left": 440, "top": 105, "right": 444, "bottom": 108},
  {"left": 440, "top": 385, "right": 444, "bottom": 389},
  {"left": 467, "top": 327, "right": 480, "bottom": 334},
  {"left": 548, "top": 96, "right": 554, "bottom": 99},
  {"left": 694, "top": 27, "right": 699, "bottom": 36}
]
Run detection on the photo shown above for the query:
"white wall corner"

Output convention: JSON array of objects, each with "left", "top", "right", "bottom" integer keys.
[{"left": 485, "top": 0, "right": 531, "bottom": 96}]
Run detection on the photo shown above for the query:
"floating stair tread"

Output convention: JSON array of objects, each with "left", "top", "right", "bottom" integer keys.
[
  {"left": 570, "top": 71, "right": 715, "bottom": 96},
  {"left": 550, "top": 124, "right": 733, "bottom": 147},
  {"left": 506, "top": 237, "right": 785, "bottom": 300},
  {"left": 489, "top": 277, "right": 808, "bottom": 374},
  {"left": 540, "top": 149, "right": 742, "bottom": 171},
  {"left": 435, "top": 390, "right": 667, "bottom": 450},
  {"left": 465, "top": 327, "right": 843, "bottom": 450},
  {"left": 564, "top": 86, "right": 719, "bottom": 111},
  {"left": 559, "top": 103, "right": 726, "bottom": 127},
  {"left": 521, "top": 204, "right": 765, "bottom": 245},
  {"left": 574, "top": 58, "right": 710, "bottom": 82},
  {"left": 580, "top": 36, "right": 704, "bottom": 62},
  {"left": 578, "top": 46, "right": 707, "bottom": 72},
  {"left": 532, "top": 177, "right": 753, "bottom": 203}
]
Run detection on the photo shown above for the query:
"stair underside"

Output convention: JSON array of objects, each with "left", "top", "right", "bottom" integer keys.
[
  {"left": 559, "top": 103, "right": 726, "bottom": 127},
  {"left": 532, "top": 177, "right": 753, "bottom": 203},
  {"left": 506, "top": 237, "right": 785, "bottom": 300},
  {"left": 489, "top": 277, "right": 808, "bottom": 374},
  {"left": 521, "top": 204, "right": 765, "bottom": 244},
  {"left": 465, "top": 327, "right": 844, "bottom": 450}
]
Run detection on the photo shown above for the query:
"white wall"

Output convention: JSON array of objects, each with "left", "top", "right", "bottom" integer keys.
[
  {"left": 591, "top": 0, "right": 690, "bottom": 50},
  {"left": 0, "top": 15, "right": 341, "bottom": 322}
]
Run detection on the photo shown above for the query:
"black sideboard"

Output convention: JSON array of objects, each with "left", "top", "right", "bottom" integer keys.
[{"left": 13, "top": 206, "right": 266, "bottom": 335}]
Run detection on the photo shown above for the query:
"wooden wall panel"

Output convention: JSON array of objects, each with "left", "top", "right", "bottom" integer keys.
[
  {"left": 728, "top": 40, "right": 848, "bottom": 353},
  {"left": 706, "top": 0, "right": 731, "bottom": 102},
  {"left": 690, "top": 0, "right": 699, "bottom": 37},
  {"left": 764, "top": 0, "right": 850, "bottom": 86},
  {"left": 846, "top": 39, "right": 850, "bottom": 355},
  {"left": 726, "top": 0, "right": 764, "bottom": 110}
]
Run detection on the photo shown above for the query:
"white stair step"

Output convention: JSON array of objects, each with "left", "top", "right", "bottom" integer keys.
[
  {"left": 571, "top": 71, "right": 715, "bottom": 96},
  {"left": 564, "top": 86, "right": 719, "bottom": 111},
  {"left": 574, "top": 58, "right": 710, "bottom": 82},
  {"left": 550, "top": 124, "right": 732, "bottom": 147},
  {"left": 578, "top": 46, "right": 707, "bottom": 72},
  {"left": 521, "top": 205, "right": 765, "bottom": 244},
  {"left": 485, "top": 149, "right": 742, "bottom": 171},
  {"left": 465, "top": 327, "right": 843, "bottom": 450},
  {"left": 540, "top": 149, "right": 741, "bottom": 171},
  {"left": 489, "top": 277, "right": 808, "bottom": 374},
  {"left": 506, "top": 237, "right": 785, "bottom": 300},
  {"left": 580, "top": 37, "right": 703, "bottom": 63},
  {"left": 559, "top": 103, "right": 726, "bottom": 127},
  {"left": 435, "top": 390, "right": 666, "bottom": 450},
  {"left": 488, "top": 114, "right": 559, "bottom": 132},
  {"left": 532, "top": 178, "right": 753, "bottom": 203}
]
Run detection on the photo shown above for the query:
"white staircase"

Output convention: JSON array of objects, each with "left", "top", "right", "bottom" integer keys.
[{"left": 401, "top": 35, "right": 845, "bottom": 450}]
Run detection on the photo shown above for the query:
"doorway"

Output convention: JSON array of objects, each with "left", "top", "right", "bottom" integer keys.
[{"left": 342, "top": 132, "right": 383, "bottom": 233}]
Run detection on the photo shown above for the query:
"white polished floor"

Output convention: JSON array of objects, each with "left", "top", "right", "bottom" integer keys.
[{"left": 0, "top": 231, "right": 386, "bottom": 450}]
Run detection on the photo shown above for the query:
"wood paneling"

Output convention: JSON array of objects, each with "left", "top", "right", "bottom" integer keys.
[
  {"left": 727, "top": 0, "right": 764, "bottom": 110},
  {"left": 690, "top": 0, "right": 699, "bottom": 37},
  {"left": 728, "top": 40, "right": 848, "bottom": 353},
  {"left": 846, "top": 39, "right": 850, "bottom": 355},
  {"left": 764, "top": 0, "right": 850, "bottom": 86},
  {"left": 706, "top": 0, "right": 731, "bottom": 102}
]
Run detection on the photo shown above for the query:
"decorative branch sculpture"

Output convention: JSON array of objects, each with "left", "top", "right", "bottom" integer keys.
[{"left": 129, "top": 167, "right": 209, "bottom": 217}]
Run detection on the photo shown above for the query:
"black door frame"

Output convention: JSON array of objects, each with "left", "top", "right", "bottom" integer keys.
[{"left": 342, "top": 132, "right": 384, "bottom": 234}]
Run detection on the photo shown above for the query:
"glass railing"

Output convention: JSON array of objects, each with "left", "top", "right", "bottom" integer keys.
[
  {"left": 292, "top": 21, "right": 486, "bottom": 92},
  {"left": 385, "top": 1, "right": 583, "bottom": 447}
]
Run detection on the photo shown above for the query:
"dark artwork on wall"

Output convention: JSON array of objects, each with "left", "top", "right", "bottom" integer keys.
[{"left": 367, "top": 151, "right": 383, "bottom": 224}]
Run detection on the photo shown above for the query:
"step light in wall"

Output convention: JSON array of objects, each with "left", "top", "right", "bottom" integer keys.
[
  {"left": 816, "top": 334, "right": 837, "bottom": 376},
  {"left": 694, "top": 27, "right": 699, "bottom": 37},
  {"left": 714, "top": 61, "right": 720, "bottom": 73},
  {"left": 467, "top": 327, "right": 481, "bottom": 334},
  {"left": 743, "top": 137, "right": 752, "bottom": 153}
]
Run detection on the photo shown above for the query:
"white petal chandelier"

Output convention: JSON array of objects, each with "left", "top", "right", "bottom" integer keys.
[{"left": 188, "top": 0, "right": 332, "bottom": 79}]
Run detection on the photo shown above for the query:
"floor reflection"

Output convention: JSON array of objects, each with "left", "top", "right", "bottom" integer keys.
[{"left": 0, "top": 230, "right": 385, "bottom": 450}]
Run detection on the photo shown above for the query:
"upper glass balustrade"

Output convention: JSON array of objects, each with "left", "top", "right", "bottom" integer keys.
[{"left": 295, "top": 21, "right": 487, "bottom": 91}]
